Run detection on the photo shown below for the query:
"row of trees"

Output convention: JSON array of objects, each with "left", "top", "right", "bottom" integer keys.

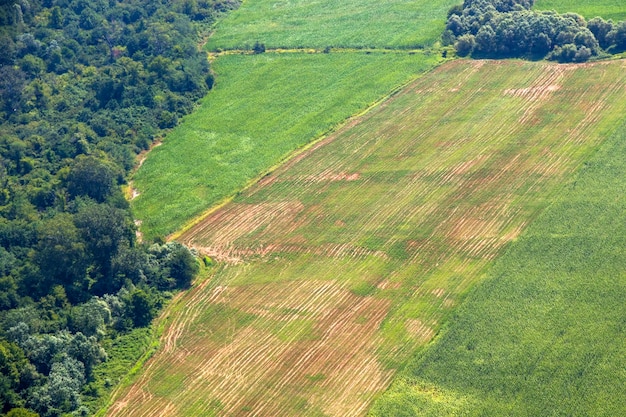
[
  {"left": 0, "top": 0, "right": 230, "bottom": 414},
  {"left": 444, "top": 0, "right": 626, "bottom": 62}
]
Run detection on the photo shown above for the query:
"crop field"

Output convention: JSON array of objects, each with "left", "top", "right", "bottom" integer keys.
[
  {"left": 109, "top": 59, "right": 626, "bottom": 416},
  {"left": 534, "top": 0, "right": 626, "bottom": 20},
  {"left": 370, "top": 111, "right": 626, "bottom": 417},
  {"left": 131, "top": 52, "right": 440, "bottom": 240},
  {"left": 205, "top": 0, "right": 459, "bottom": 50}
]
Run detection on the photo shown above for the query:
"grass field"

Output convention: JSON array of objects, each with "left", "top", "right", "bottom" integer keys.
[
  {"left": 370, "top": 109, "right": 626, "bottom": 417},
  {"left": 131, "top": 52, "right": 440, "bottom": 241},
  {"left": 534, "top": 0, "right": 626, "bottom": 20},
  {"left": 109, "top": 59, "right": 626, "bottom": 416},
  {"left": 206, "top": 0, "right": 459, "bottom": 50}
]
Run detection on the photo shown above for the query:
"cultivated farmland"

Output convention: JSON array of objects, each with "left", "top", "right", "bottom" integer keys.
[
  {"left": 534, "top": 0, "right": 626, "bottom": 20},
  {"left": 131, "top": 52, "right": 440, "bottom": 241},
  {"left": 109, "top": 59, "right": 626, "bottom": 416},
  {"left": 370, "top": 108, "right": 626, "bottom": 417},
  {"left": 206, "top": 0, "right": 459, "bottom": 50}
]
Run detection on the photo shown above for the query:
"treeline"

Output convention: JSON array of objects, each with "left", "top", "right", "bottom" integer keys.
[
  {"left": 0, "top": 0, "right": 235, "bottom": 415},
  {"left": 444, "top": 0, "right": 626, "bottom": 62}
]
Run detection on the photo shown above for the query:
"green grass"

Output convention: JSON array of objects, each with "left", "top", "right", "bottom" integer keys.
[
  {"left": 111, "top": 60, "right": 626, "bottom": 416},
  {"left": 206, "top": 0, "right": 459, "bottom": 50},
  {"left": 369, "top": 120, "right": 626, "bottom": 416},
  {"left": 534, "top": 0, "right": 626, "bottom": 20},
  {"left": 83, "top": 327, "right": 153, "bottom": 414},
  {"left": 132, "top": 51, "right": 441, "bottom": 241}
]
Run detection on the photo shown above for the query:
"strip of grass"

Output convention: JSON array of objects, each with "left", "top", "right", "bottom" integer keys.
[
  {"left": 369, "top": 120, "right": 626, "bottom": 415},
  {"left": 534, "top": 0, "right": 626, "bottom": 20},
  {"left": 206, "top": 0, "right": 459, "bottom": 50},
  {"left": 132, "top": 51, "right": 441, "bottom": 241},
  {"left": 84, "top": 327, "right": 154, "bottom": 414}
]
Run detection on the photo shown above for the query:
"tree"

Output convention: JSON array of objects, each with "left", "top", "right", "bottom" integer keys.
[
  {"left": 165, "top": 243, "right": 199, "bottom": 288},
  {"left": 29, "top": 355, "right": 85, "bottom": 416},
  {"left": 127, "top": 289, "right": 156, "bottom": 327},
  {"left": 69, "top": 298, "right": 111, "bottom": 338},
  {"left": 66, "top": 156, "right": 117, "bottom": 203},
  {"left": 48, "top": 6, "right": 62, "bottom": 29},
  {"left": 0, "top": 66, "right": 26, "bottom": 114},
  {"left": 474, "top": 25, "right": 496, "bottom": 54},
  {"left": 455, "top": 34, "right": 476, "bottom": 56},
  {"left": 147, "top": 242, "right": 198, "bottom": 289},
  {"left": 33, "top": 213, "right": 88, "bottom": 302},
  {"left": 0, "top": 341, "right": 29, "bottom": 413},
  {"left": 607, "top": 21, "right": 626, "bottom": 52},
  {"left": 588, "top": 17, "right": 614, "bottom": 49},
  {"left": 74, "top": 202, "right": 133, "bottom": 292},
  {"left": 252, "top": 40, "right": 266, "bottom": 54},
  {"left": 68, "top": 332, "right": 107, "bottom": 377}
]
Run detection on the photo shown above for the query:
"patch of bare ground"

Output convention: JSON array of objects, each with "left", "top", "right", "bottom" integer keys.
[
  {"left": 405, "top": 319, "right": 435, "bottom": 342},
  {"left": 377, "top": 280, "right": 402, "bottom": 290},
  {"left": 431, "top": 288, "right": 445, "bottom": 298},
  {"left": 504, "top": 64, "right": 570, "bottom": 124},
  {"left": 179, "top": 201, "right": 305, "bottom": 260},
  {"left": 108, "top": 280, "right": 393, "bottom": 416},
  {"left": 297, "top": 171, "right": 361, "bottom": 183}
]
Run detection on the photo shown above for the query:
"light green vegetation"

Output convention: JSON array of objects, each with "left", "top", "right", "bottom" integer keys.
[
  {"left": 534, "top": 0, "right": 626, "bottom": 20},
  {"left": 84, "top": 328, "right": 153, "bottom": 414},
  {"left": 132, "top": 51, "right": 441, "bottom": 240},
  {"left": 370, "top": 114, "right": 626, "bottom": 417},
  {"left": 110, "top": 59, "right": 626, "bottom": 416},
  {"left": 206, "top": 0, "right": 459, "bottom": 50}
]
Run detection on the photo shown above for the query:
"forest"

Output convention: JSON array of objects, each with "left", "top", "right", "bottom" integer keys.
[
  {"left": 445, "top": 0, "right": 626, "bottom": 61},
  {"left": 0, "top": 0, "right": 240, "bottom": 415}
]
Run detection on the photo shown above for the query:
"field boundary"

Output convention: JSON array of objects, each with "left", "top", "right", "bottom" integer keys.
[{"left": 168, "top": 55, "right": 451, "bottom": 241}]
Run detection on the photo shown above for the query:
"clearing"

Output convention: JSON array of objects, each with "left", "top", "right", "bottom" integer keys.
[{"left": 109, "top": 58, "right": 626, "bottom": 416}]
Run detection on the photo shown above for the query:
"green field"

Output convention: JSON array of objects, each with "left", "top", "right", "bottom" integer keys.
[
  {"left": 206, "top": 0, "right": 459, "bottom": 50},
  {"left": 131, "top": 52, "right": 440, "bottom": 240},
  {"left": 370, "top": 116, "right": 626, "bottom": 417},
  {"left": 111, "top": 59, "right": 626, "bottom": 416},
  {"left": 535, "top": 0, "right": 626, "bottom": 20}
]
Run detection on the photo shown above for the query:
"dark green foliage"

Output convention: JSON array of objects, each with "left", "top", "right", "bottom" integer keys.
[
  {"left": 32, "top": 214, "right": 89, "bottom": 302},
  {"left": 607, "top": 20, "right": 626, "bottom": 52},
  {"left": 455, "top": 34, "right": 475, "bottom": 56},
  {"left": 252, "top": 40, "right": 266, "bottom": 54},
  {"left": 126, "top": 289, "right": 157, "bottom": 327},
  {"left": 587, "top": 17, "right": 614, "bottom": 49},
  {"left": 66, "top": 156, "right": 117, "bottom": 203},
  {"left": 147, "top": 242, "right": 200, "bottom": 290},
  {"left": 0, "top": 0, "right": 217, "bottom": 413},
  {"left": 445, "top": 0, "right": 624, "bottom": 61}
]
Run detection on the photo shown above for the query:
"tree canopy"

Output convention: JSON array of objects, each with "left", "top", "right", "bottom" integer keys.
[
  {"left": 0, "top": 0, "right": 231, "bottom": 413},
  {"left": 444, "top": 0, "right": 626, "bottom": 61}
]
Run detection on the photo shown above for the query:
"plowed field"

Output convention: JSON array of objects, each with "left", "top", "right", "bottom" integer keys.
[{"left": 107, "top": 59, "right": 626, "bottom": 416}]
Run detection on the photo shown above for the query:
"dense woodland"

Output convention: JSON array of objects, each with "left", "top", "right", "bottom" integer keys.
[
  {"left": 0, "top": 0, "right": 239, "bottom": 415},
  {"left": 445, "top": 0, "right": 626, "bottom": 61}
]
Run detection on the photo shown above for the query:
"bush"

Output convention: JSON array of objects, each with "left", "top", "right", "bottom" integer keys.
[{"left": 455, "top": 34, "right": 476, "bottom": 56}]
